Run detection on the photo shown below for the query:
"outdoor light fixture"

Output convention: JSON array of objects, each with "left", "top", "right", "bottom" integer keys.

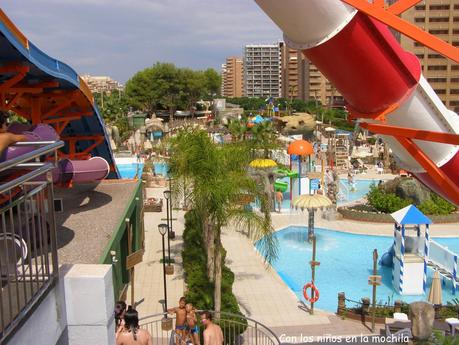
[
  {"left": 157, "top": 222, "right": 170, "bottom": 330},
  {"left": 158, "top": 223, "right": 168, "bottom": 236},
  {"left": 163, "top": 190, "right": 171, "bottom": 200}
]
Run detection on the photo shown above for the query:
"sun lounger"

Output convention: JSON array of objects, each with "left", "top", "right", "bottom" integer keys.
[{"left": 385, "top": 318, "right": 412, "bottom": 339}]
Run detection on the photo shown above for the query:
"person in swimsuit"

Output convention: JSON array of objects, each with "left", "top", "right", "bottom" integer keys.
[
  {"left": 201, "top": 311, "right": 223, "bottom": 345},
  {"left": 115, "top": 300, "right": 127, "bottom": 339},
  {"left": 186, "top": 303, "right": 200, "bottom": 345},
  {"left": 168, "top": 297, "right": 187, "bottom": 345},
  {"left": 116, "top": 306, "right": 153, "bottom": 345}
]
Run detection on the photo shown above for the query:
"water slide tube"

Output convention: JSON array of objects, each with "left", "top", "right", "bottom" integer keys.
[
  {"left": 379, "top": 245, "right": 394, "bottom": 267},
  {"left": 274, "top": 180, "right": 289, "bottom": 192},
  {"left": 2, "top": 123, "right": 109, "bottom": 183},
  {"left": 254, "top": 0, "right": 459, "bottom": 205}
]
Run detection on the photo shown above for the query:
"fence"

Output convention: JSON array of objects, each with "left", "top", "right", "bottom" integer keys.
[
  {"left": 140, "top": 310, "right": 280, "bottom": 345},
  {"left": 0, "top": 140, "right": 63, "bottom": 342}
]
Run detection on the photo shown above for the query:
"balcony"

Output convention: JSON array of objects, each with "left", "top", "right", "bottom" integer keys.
[{"left": 0, "top": 140, "right": 63, "bottom": 342}]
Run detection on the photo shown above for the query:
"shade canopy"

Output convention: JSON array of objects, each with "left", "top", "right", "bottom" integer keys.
[
  {"left": 428, "top": 271, "right": 442, "bottom": 305},
  {"left": 293, "top": 194, "right": 333, "bottom": 210},
  {"left": 249, "top": 159, "right": 278, "bottom": 169},
  {"left": 391, "top": 205, "right": 432, "bottom": 225},
  {"left": 287, "top": 140, "right": 313, "bottom": 156}
]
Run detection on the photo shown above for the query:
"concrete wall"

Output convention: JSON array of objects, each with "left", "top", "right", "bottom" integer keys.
[
  {"left": 8, "top": 264, "right": 116, "bottom": 345},
  {"left": 7, "top": 265, "right": 69, "bottom": 345}
]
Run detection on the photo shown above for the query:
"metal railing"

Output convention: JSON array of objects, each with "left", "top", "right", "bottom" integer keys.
[
  {"left": 139, "top": 310, "right": 281, "bottom": 345},
  {"left": 0, "top": 140, "right": 63, "bottom": 342}
]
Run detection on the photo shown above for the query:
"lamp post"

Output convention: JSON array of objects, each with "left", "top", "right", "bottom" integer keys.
[
  {"left": 158, "top": 223, "right": 168, "bottom": 312},
  {"left": 168, "top": 177, "right": 175, "bottom": 240},
  {"left": 163, "top": 190, "right": 174, "bottom": 275},
  {"left": 163, "top": 190, "right": 172, "bottom": 263}
]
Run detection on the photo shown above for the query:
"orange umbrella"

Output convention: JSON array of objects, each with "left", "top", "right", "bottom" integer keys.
[{"left": 287, "top": 140, "right": 313, "bottom": 156}]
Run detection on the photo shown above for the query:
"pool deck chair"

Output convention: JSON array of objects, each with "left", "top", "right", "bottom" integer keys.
[{"left": 385, "top": 318, "right": 412, "bottom": 339}]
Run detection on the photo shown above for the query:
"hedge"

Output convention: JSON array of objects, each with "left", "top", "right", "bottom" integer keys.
[{"left": 182, "top": 210, "right": 247, "bottom": 343}]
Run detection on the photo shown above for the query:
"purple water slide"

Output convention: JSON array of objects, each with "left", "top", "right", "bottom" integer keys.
[
  {"left": 3, "top": 123, "right": 109, "bottom": 183},
  {"left": 55, "top": 157, "right": 110, "bottom": 183},
  {"left": 2, "top": 123, "right": 58, "bottom": 161}
]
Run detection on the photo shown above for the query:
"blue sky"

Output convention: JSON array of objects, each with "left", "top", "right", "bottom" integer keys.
[{"left": 2, "top": 1, "right": 281, "bottom": 83}]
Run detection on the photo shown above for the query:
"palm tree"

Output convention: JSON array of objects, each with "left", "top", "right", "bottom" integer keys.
[{"left": 168, "top": 127, "right": 277, "bottom": 314}]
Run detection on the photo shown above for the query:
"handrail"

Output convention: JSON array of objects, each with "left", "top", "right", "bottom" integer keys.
[
  {"left": 0, "top": 162, "right": 55, "bottom": 194},
  {"left": 0, "top": 140, "right": 64, "bottom": 173},
  {"left": 139, "top": 310, "right": 281, "bottom": 345}
]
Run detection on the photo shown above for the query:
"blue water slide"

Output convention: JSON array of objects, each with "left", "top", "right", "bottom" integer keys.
[{"left": 0, "top": 10, "right": 119, "bottom": 178}]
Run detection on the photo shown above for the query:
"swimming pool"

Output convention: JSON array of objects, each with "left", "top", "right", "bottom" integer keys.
[
  {"left": 117, "top": 163, "right": 144, "bottom": 179},
  {"left": 116, "top": 162, "right": 169, "bottom": 179},
  {"left": 275, "top": 178, "right": 380, "bottom": 209},
  {"left": 256, "top": 226, "right": 459, "bottom": 312}
]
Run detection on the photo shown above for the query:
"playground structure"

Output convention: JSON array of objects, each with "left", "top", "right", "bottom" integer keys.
[
  {"left": 384, "top": 205, "right": 459, "bottom": 296},
  {"left": 254, "top": 0, "right": 459, "bottom": 207},
  {"left": 287, "top": 140, "right": 316, "bottom": 204},
  {"left": 0, "top": 9, "right": 119, "bottom": 180}
]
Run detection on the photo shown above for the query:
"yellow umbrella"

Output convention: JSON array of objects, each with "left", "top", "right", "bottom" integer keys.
[
  {"left": 249, "top": 159, "right": 278, "bottom": 169},
  {"left": 428, "top": 270, "right": 442, "bottom": 305},
  {"left": 293, "top": 194, "right": 333, "bottom": 211},
  {"left": 293, "top": 194, "right": 333, "bottom": 242}
]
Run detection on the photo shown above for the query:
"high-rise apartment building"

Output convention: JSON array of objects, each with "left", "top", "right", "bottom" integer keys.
[
  {"left": 398, "top": 0, "right": 459, "bottom": 112},
  {"left": 221, "top": 57, "right": 244, "bottom": 97},
  {"left": 244, "top": 43, "right": 282, "bottom": 98},
  {"left": 280, "top": 44, "right": 343, "bottom": 106},
  {"left": 308, "top": 63, "right": 343, "bottom": 107},
  {"left": 280, "top": 45, "right": 309, "bottom": 101}
]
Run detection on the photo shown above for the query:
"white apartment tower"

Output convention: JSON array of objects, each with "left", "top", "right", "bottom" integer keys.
[{"left": 244, "top": 43, "right": 282, "bottom": 98}]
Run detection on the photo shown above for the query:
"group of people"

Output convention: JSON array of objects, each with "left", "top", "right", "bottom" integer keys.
[{"left": 114, "top": 297, "right": 223, "bottom": 345}]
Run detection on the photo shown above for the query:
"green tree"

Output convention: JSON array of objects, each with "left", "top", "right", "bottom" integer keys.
[
  {"left": 168, "top": 127, "right": 277, "bottom": 314},
  {"left": 125, "top": 63, "right": 221, "bottom": 120},
  {"left": 124, "top": 67, "right": 157, "bottom": 113},
  {"left": 203, "top": 68, "right": 221, "bottom": 98}
]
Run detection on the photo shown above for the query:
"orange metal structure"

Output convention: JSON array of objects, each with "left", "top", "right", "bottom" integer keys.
[{"left": 340, "top": 0, "right": 459, "bottom": 204}]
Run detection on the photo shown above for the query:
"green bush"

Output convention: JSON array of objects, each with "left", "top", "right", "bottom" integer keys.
[
  {"left": 367, "top": 184, "right": 412, "bottom": 213},
  {"left": 418, "top": 194, "right": 456, "bottom": 215},
  {"left": 182, "top": 210, "right": 247, "bottom": 342}
]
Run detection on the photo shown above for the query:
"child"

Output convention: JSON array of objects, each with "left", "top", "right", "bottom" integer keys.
[
  {"left": 168, "top": 297, "right": 187, "bottom": 345},
  {"left": 186, "top": 303, "right": 200, "bottom": 345}
]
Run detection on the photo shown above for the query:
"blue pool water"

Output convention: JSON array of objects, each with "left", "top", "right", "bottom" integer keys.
[
  {"left": 257, "top": 226, "right": 459, "bottom": 312},
  {"left": 153, "top": 162, "right": 169, "bottom": 177},
  {"left": 117, "top": 163, "right": 144, "bottom": 179},
  {"left": 117, "top": 162, "right": 169, "bottom": 179},
  {"left": 276, "top": 178, "right": 379, "bottom": 209}
]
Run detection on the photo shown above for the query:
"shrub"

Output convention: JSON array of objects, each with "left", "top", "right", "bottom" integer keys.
[
  {"left": 182, "top": 210, "right": 247, "bottom": 342},
  {"left": 418, "top": 194, "right": 456, "bottom": 215},
  {"left": 367, "top": 184, "right": 412, "bottom": 213}
]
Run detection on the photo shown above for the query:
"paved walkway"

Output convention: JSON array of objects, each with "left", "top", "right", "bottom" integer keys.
[{"left": 127, "top": 186, "right": 186, "bottom": 318}]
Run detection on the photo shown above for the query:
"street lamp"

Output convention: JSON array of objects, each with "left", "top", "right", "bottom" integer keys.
[
  {"left": 167, "top": 177, "right": 175, "bottom": 240},
  {"left": 163, "top": 190, "right": 174, "bottom": 275},
  {"left": 163, "top": 190, "right": 172, "bottom": 261},
  {"left": 158, "top": 223, "right": 173, "bottom": 331},
  {"left": 158, "top": 223, "right": 168, "bottom": 310}
]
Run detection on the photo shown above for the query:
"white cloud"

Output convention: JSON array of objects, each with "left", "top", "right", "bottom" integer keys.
[{"left": 1, "top": 0, "right": 281, "bottom": 82}]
